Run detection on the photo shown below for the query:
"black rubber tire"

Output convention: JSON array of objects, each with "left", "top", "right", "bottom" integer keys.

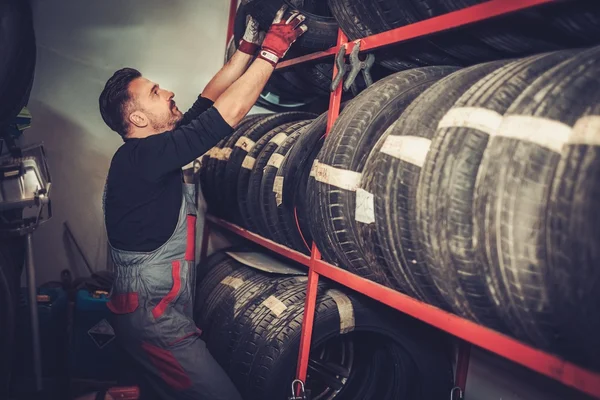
[
  {"left": 226, "top": 278, "right": 454, "bottom": 400},
  {"left": 0, "top": 0, "right": 36, "bottom": 128},
  {"left": 472, "top": 47, "right": 600, "bottom": 352},
  {"left": 197, "top": 264, "right": 261, "bottom": 339},
  {"left": 0, "top": 238, "right": 25, "bottom": 395},
  {"left": 246, "top": 120, "right": 312, "bottom": 237},
  {"left": 200, "top": 115, "right": 263, "bottom": 215},
  {"left": 259, "top": 126, "right": 308, "bottom": 246},
  {"left": 243, "top": 0, "right": 338, "bottom": 51},
  {"left": 359, "top": 61, "right": 508, "bottom": 311},
  {"left": 540, "top": 1, "right": 600, "bottom": 46},
  {"left": 308, "top": 66, "right": 458, "bottom": 289},
  {"left": 278, "top": 112, "right": 329, "bottom": 254},
  {"left": 222, "top": 112, "right": 317, "bottom": 225},
  {"left": 238, "top": 122, "right": 299, "bottom": 232},
  {"left": 212, "top": 114, "right": 271, "bottom": 219},
  {"left": 327, "top": 0, "right": 462, "bottom": 71},
  {"left": 418, "top": 52, "right": 578, "bottom": 331},
  {"left": 547, "top": 92, "right": 600, "bottom": 371},
  {"left": 206, "top": 273, "right": 305, "bottom": 371},
  {"left": 194, "top": 255, "right": 246, "bottom": 330}
]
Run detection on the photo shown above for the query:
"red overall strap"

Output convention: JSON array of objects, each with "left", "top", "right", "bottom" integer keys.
[{"left": 152, "top": 261, "right": 182, "bottom": 319}]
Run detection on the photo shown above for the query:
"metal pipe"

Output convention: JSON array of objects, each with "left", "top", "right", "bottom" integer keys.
[{"left": 25, "top": 232, "right": 43, "bottom": 391}]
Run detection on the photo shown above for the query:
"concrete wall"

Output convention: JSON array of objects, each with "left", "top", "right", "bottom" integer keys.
[
  {"left": 25, "top": 0, "right": 232, "bottom": 284},
  {"left": 21, "top": 1, "right": 592, "bottom": 399}
]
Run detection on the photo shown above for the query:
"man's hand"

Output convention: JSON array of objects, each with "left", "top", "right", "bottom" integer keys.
[
  {"left": 258, "top": 6, "right": 308, "bottom": 67},
  {"left": 238, "top": 15, "right": 265, "bottom": 55}
]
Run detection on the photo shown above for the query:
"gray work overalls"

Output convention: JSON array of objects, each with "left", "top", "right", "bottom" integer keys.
[{"left": 105, "top": 181, "right": 242, "bottom": 400}]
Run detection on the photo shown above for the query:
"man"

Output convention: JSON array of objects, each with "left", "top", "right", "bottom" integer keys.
[{"left": 99, "top": 7, "right": 307, "bottom": 400}]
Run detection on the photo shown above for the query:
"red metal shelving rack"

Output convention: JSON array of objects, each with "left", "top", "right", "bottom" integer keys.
[{"left": 211, "top": 0, "right": 600, "bottom": 398}]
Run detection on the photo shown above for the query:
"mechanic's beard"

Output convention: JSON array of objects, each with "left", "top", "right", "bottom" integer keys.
[{"left": 149, "top": 111, "right": 181, "bottom": 132}]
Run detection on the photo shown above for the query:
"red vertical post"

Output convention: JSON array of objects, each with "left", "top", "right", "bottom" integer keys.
[
  {"left": 326, "top": 29, "right": 349, "bottom": 135},
  {"left": 296, "top": 244, "right": 322, "bottom": 386},
  {"left": 295, "top": 29, "right": 349, "bottom": 393},
  {"left": 455, "top": 341, "right": 472, "bottom": 396},
  {"left": 226, "top": 0, "right": 238, "bottom": 47}
]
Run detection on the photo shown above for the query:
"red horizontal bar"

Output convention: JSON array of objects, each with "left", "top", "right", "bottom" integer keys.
[
  {"left": 312, "top": 259, "right": 600, "bottom": 399},
  {"left": 276, "top": 47, "right": 338, "bottom": 70},
  {"left": 275, "top": 0, "right": 559, "bottom": 70},
  {"left": 206, "top": 215, "right": 311, "bottom": 267}
]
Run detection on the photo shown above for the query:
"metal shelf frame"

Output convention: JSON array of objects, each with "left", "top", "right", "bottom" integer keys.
[{"left": 214, "top": 0, "right": 600, "bottom": 398}]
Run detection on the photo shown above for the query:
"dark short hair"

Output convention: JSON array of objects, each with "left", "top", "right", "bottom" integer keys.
[{"left": 99, "top": 68, "right": 142, "bottom": 137}]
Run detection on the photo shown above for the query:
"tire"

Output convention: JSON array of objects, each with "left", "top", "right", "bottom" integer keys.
[
  {"left": 222, "top": 112, "right": 317, "bottom": 225},
  {"left": 243, "top": 0, "right": 339, "bottom": 51},
  {"left": 205, "top": 273, "right": 305, "bottom": 371},
  {"left": 238, "top": 122, "right": 299, "bottom": 232},
  {"left": 194, "top": 254, "right": 247, "bottom": 330},
  {"left": 226, "top": 277, "right": 453, "bottom": 400},
  {"left": 197, "top": 264, "right": 261, "bottom": 339},
  {"left": 0, "top": 0, "right": 36, "bottom": 128},
  {"left": 547, "top": 92, "right": 600, "bottom": 371},
  {"left": 308, "top": 66, "right": 458, "bottom": 288},
  {"left": 418, "top": 50, "right": 578, "bottom": 333},
  {"left": 212, "top": 114, "right": 271, "bottom": 218},
  {"left": 327, "top": 0, "right": 462, "bottom": 71},
  {"left": 259, "top": 127, "right": 308, "bottom": 247},
  {"left": 471, "top": 47, "right": 599, "bottom": 352},
  {"left": 200, "top": 115, "right": 263, "bottom": 216},
  {"left": 246, "top": 120, "right": 312, "bottom": 237},
  {"left": 359, "top": 61, "right": 508, "bottom": 310},
  {"left": 278, "top": 112, "right": 329, "bottom": 254}
]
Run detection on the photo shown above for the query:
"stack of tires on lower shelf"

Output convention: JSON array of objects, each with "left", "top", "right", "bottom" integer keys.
[
  {"left": 238, "top": 0, "right": 600, "bottom": 111},
  {"left": 194, "top": 249, "right": 453, "bottom": 400},
  {"left": 201, "top": 46, "right": 600, "bottom": 374}
]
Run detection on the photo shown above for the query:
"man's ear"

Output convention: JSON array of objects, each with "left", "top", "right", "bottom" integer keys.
[{"left": 129, "top": 111, "right": 148, "bottom": 128}]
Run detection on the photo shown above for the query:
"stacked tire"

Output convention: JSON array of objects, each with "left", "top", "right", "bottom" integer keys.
[
  {"left": 200, "top": 111, "right": 329, "bottom": 255},
  {"left": 194, "top": 249, "right": 453, "bottom": 400},
  {"left": 0, "top": 0, "right": 36, "bottom": 129},
  {"left": 238, "top": 0, "right": 600, "bottom": 76},
  {"left": 305, "top": 47, "right": 600, "bottom": 370}
]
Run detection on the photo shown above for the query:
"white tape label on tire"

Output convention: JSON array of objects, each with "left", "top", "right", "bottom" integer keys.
[
  {"left": 309, "top": 159, "right": 319, "bottom": 177},
  {"left": 207, "top": 148, "right": 218, "bottom": 158},
  {"left": 221, "top": 276, "right": 244, "bottom": 289},
  {"left": 569, "top": 116, "right": 600, "bottom": 146},
  {"left": 235, "top": 136, "right": 256, "bottom": 152},
  {"left": 355, "top": 189, "right": 375, "bottom": 224},
  {"left": 267, "top": 153, "right": 285, "bottom": 169},
  {"left": 380, "top": 135, "right": 432, "bottom": 167},
  {"left": 270, "top": 132, "right": 288, "bottom": 146},
  {"left": 273, "top": 176, "right": 284, "bottom": 206},
  {"left": 215, "top": 147, "right": 233, "bottom": 161},
  {"left": 242, "top": 156, "right": 256, "bottom": 170},
  {"left": 328, "top": 289, "right": 355, "bottom": 334},
  {"left": 315, "top": 163, "right": 362, "bottom": 191},
  {"left": 496, "top": 115, "right": 572, "bottom": 153},
  {"left": 438, "top": 107, "right": 503, "bottom": 135},
  {"left": 262, "top": 295, "right": 287, "bottom": 317}
]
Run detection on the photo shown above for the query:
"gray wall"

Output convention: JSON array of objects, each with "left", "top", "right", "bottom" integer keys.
[
  {"left": 21, "top": 1, "right": 592, "bottom": 399},
  {"left": 25, "top": 0, "right": 232, "bottom": 284}
]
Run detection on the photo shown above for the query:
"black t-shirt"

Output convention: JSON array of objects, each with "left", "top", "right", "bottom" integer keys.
[{"left": 104, "top": 97, "right": 233, "bottom": 252}]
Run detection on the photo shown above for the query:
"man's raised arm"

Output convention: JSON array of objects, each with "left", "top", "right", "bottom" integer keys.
[
  {"left": 201, "top": 15, "right": 264, "bottom": 102},
  {"left": 134, "top": 6, "right": 307, "bottom": 180},
  {"left": 215, "top": 6, "right": 307, "bottom": 127}
]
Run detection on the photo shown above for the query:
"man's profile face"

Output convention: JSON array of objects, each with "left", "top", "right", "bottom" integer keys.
[{"left": 129, "top": 77, "right": 183, "bottom": 132}]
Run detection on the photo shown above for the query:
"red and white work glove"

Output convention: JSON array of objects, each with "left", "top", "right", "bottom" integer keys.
[
  {"left": 258, "top": 6, "right": 308, "bottom": 67},
  {"left": 238, "top": 15, "right": 265, "bottom": 55}
]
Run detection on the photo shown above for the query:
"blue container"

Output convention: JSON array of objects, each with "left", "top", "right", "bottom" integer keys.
[{"left": 71, "top": 289, "right": 118, "bottom": 381}]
